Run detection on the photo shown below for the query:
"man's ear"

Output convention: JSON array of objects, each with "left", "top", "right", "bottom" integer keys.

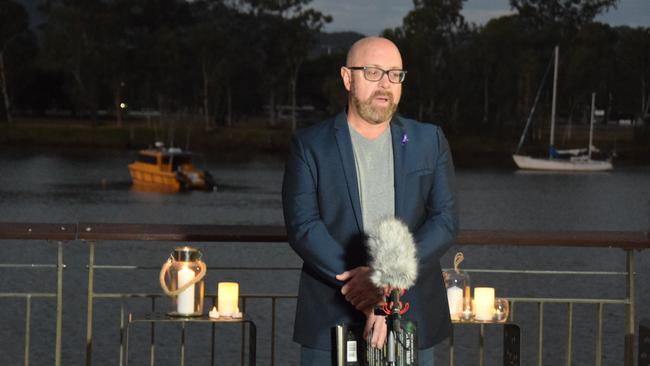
[{"left": 341, "top": 67, "right": 352, "bottom": 92}]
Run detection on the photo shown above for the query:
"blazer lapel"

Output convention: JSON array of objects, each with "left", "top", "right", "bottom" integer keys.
[
  {"left": 334, "top": 113, "right": 363, "bottom": 232},
  {"left": 391, "top": 117, "right": 407, "bottom": 218}
]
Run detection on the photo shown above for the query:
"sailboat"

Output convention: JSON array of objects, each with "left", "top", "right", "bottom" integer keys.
[{"left": 512, "top": 46, "right": 613, "bottom": 171}]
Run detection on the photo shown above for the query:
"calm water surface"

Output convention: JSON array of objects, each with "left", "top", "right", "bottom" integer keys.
[{"left": 0, "top": 148, "right": 648, "bottom": 365}]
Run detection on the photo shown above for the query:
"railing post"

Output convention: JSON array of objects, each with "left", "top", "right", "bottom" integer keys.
[
  {"left": 596, "top": 303, "right": 604, "bottom": 366},
  {"left": 24, "top": 294, "right": 31, "bottom": 366},
  {"left": 55, "top": 241, "right": 64, "bottom": 366},
  {"left": 241, "top": 297, "right": 247, "bottom": 366},
  {"left": 271, "top": 297, "right": 276, "bottom": 366},
  {"left": 180, "top": 322, "right": 186, "bottom": 366},
  {"left": 448, "top": 326, "right": 454, "bottom": 366},
  {"left": 538, "top": 302, "right": 544, "bottom": 366},
  {"left": 150, "top": 297, "right": 156, "bottom": 366},
  {"left": 625, "top": 249, "right": 635, "bottom": 366},
  {"left": 566, "top": 302, "right": 573, "bottom": 366},
  {"left": 119, "top": 298, "right": 125, "bottom": 366},
  {"left": 86, "top": 241, "right": 95, "bottom": 366},
  {"left": 479, "top": 324, "right": 485, "bottom": 366}
]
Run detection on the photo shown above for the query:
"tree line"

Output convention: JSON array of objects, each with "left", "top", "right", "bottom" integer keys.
[{"left": 1, "top": 0, "right": 649, "bottom": 142}]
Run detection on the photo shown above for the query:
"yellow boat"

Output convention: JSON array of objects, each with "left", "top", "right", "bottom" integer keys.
[{"left": 128, "top": 143, "right": 216, "bottom": 192}]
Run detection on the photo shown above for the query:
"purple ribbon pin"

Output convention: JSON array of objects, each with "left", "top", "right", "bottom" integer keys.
[{"left": 401, "top": 133, "right": 409, "bottom": 145}]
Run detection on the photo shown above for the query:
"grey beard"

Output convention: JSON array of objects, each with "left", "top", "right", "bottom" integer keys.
[
  {"left": 353, "top": 94, "right": 397, "bottom": 124},
  {"left": 350, "top": 80, "right": 398, "bottom": 124}
]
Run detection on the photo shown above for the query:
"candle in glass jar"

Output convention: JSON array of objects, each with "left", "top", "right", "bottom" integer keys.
[
  {"left": 463, "top": 286, "right": 472, "bottom": 317},
  {"left": 177, "top": 265, "right": 195, "bottom": 315},
  {"left": 208, "top": 306, "right": 219, "bottom": 319},
  {"left": 218, "top": 282, "right": 239, "bottom": 317},
  {"left": 474, "top": 287, "right": 495, "bottom": 321},
  {"left": 446, "top": 286, "right": 463, "bottom": 320},
  {"left": 462, "top": 308, "right": 473, "bottom": 320}
]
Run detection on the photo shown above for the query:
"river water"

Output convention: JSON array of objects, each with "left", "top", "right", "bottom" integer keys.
[{"left": 0, "top": 147, "right": 648, "bottom": 365}]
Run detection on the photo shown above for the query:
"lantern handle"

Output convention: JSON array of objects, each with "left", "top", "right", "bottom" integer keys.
[
  {"left": 159, "top": 259, "right": 207, "bottom": 296},
  {"left": 453, "top": 252, "right": 464, "bottom": 273}
]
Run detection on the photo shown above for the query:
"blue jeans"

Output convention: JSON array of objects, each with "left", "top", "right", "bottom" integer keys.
[{"left": 300, "top": 345, "right": 434, "bottom": 366}]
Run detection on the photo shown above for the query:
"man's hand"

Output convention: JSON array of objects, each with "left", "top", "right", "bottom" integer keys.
[
  {"left": 336, "top": 266, "right": 383, "bottom": 311},
  {"left": 337, "top": 267, "right": 387, "bottom": 348},
  {"left": 363, "top": 308, "right": 387, "bottom": 348}
]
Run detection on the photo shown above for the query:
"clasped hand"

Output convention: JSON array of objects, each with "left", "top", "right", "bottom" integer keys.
[{"left": 336, "top": 266, "right": 387, "bottom": 348}]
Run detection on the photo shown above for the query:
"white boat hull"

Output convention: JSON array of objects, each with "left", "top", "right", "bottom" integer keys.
[{"left": 512, "top": 154, "right": 613, "bottom": 171}]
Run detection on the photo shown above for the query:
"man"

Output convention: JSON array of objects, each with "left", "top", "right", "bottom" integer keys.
[{"left": 282, "top": 36, "right": 458, "bottom": 365}]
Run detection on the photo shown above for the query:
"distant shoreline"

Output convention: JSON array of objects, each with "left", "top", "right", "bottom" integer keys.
[{"left": 1, "top": 118, "right": 648, "bottom": 167}]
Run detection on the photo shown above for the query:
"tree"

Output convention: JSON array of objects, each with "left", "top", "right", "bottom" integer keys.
[
  {"left": 186, "top": 0, "right": 265, "bottom": 129},
  {"left": 283, "top": 9, "right": 331, "bottom": 130},
  {"left": 126, "top": 0, "right": 194, "bottom": 115},
  {"left": 562, "top": 23, "right": 618, "bottom": 125},
  {"left": 510, "top": 0, "right": 619, "bottom": 33},
  {"left": 187, "top": 0, "right": 230, "bottom": 130},
  {"left": 507, "top": 1, "right": 622, "bottom": 133},
  {"left": 244, "top": 0, "right": 330, "bottom": 128},
  {"left": 40, "top": 0, "right": 106, "bottom": 121},
  {"left": 94, "top": 0, "right": 133, "bottom": 127},
  {"left": 0, "top": 0, "right": 30, "bottom": 123},
  {"left": 615, "top": 26, "right": 650, "bottom": 124},
  {"left": 476, "top": 16, "right": 528, "bottom": 134},
  {"left": 386, "top": 0, "right": 469, "bottom": 130}
]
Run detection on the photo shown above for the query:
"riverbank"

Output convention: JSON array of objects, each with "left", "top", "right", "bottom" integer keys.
[
  {"left": 0, "top": 117, "right": 293, "bottom": 151},
  {"left": 1, "top": 117, "right": 648, "bottom": 167},
  {"left": 1, "top": 149, "right": 648, "bottom": 365}
]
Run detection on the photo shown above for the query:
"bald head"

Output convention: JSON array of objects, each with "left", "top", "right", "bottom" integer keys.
[
  {"left": 346, "top": 37, "right": 402, "bottom": 68},
  {"left": 341, "top": 36, "right": 404, "bottom": 129}
]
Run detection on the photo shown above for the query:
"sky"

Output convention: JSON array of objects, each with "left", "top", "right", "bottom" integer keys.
[{"left": 309, "top": 0, "right": 650, "bottom": 36}]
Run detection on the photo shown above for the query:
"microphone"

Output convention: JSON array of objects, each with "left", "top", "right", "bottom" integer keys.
[
  {"left": 367, "top": 217, "right": 418, "bottom": 291},
  {"left": 366, "top": 218, "right": 419, "bottom": 365}
]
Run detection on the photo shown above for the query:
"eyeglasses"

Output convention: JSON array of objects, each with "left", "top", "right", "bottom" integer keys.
[{"left": 346, "top": 66, "right": 407, "bottom": 84}]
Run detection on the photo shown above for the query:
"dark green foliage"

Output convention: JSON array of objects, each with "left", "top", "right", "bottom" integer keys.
[
  {"left": 5, "top": 0, "right": 650, "bottom": 148},
  {"left": 1, "top": 0, "right": 34, "bottom": 121}
]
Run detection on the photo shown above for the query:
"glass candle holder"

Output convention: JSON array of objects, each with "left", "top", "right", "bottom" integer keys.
[
  {"left": 443, "top": 253, "right": 471, "bottom": 321},
  {"left": 461, "top": 294, "right": 474, "bottom": 321},
  {"left": 494, "top": 298, "right": 510, "bottom": 322},
  {"left": 159, "top": 246, "right": 206, "bottom": 317}
]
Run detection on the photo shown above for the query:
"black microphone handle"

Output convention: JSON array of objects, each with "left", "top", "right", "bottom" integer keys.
[{"left": 389, "top": 288, "right": 402, "bottom": 334}]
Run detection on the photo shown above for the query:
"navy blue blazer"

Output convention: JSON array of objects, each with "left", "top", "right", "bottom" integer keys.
[{"left": 282, "top": 112, "right": 459, "bottom": 350}]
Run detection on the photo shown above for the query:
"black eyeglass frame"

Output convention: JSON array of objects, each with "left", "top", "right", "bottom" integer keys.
[{"left": 345, "top": 66, "right": 408, "bottom": 84}]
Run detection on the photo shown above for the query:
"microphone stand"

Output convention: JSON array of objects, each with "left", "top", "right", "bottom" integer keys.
[
  {"left": 387, "top": 288, "right": 401, "bottom": 364},
  {"left": 377, "top": 288, "right": 415, "bottom": 366}
]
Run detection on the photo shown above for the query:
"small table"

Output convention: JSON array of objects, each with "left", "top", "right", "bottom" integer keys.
[
  {"left": 124, "top": 312, "right": 256, "bottom": 366},
  {"left": 450, "top": 321, "right": 520, "bottom": 366}
]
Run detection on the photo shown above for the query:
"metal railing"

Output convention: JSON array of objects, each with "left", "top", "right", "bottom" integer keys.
[
  {"left": 0, "top": 224, "right": 73, "bottom": 366},
  {"left": 0, "top": 223, "right": 647, "bottom": 366},
  {"left": 454, "top": 265, "right": 633, "bottom": 366}
]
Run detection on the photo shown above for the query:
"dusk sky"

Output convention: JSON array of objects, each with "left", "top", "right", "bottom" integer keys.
[{"left": 309, "top": 0, "right": 650, "bottom": 36}]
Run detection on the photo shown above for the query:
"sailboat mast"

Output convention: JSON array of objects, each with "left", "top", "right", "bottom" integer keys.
[
  {"left": 549, "top": 45, "right": 559, "bottom": 158},
  {"left": 589, "top": 92, "right": 595, "bottom": 159}
]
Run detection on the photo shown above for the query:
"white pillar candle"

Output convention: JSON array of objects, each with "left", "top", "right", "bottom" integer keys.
[
  {"left": 474, "top": 287, "right": 495, "bottom": 321},
  {"left": 177, "top": 265, "right": 196, "bottom": 315},
  {"left": 218, "top": 282, "right": 239, "bottom": 317},
  {"left": 446, "top": 286, "right": 464, "bottom": 320}
]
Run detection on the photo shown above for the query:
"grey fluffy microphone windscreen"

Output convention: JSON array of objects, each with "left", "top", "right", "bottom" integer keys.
[{"left": 367, "top": 217, "right": 418, "bottom": 290}]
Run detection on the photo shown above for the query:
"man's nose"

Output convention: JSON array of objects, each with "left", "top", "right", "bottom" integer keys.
[{"left": 378, "top": 72, "right": 391, "bottom": 88}]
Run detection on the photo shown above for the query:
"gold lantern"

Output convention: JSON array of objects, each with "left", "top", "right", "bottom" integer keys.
[{"left": 159, "top": 246, "right": 206, "bottom": 316}]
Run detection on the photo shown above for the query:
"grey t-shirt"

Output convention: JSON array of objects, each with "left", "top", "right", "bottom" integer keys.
[{"left": 349, "top": 125, "right": 395, "bottom": 232}]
